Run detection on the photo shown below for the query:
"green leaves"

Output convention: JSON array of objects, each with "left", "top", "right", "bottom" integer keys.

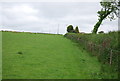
[
  {"left": 100, "top": 0, "right": 119, "bottom": 20},
  {"left": 92, "top": 0, "right": 119, "bottom": 34},
  {"left": 67, "top": 25, "right": 80, "bottom": 33},
  {"left": 67, "top": 25, "right": 74, "bottom": 33},
  {"left": 75, "top": 26, "right": 80, "bottom": 33}
]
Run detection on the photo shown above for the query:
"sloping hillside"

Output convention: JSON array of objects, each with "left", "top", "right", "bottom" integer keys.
[{"left": 2, "top": 31, "right": 101, "bottom": 79}]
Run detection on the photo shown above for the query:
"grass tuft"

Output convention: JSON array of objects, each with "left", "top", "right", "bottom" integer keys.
[{"left": 17, "top": 51, "right": 23, "bottom": 54}]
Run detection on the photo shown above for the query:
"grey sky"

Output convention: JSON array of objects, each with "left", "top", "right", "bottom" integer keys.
[{"left": 0, "top": 2, "right": 118, "bottom": 34}]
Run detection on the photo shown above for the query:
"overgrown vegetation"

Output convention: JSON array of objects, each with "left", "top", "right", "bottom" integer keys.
[
  {"left": 64, "top": 31, "right": 119, "bottom": 79},
  {"left": 67, "top": 25, "right": 80, "bottom": 33},
  {"left": 92, "top": 0, "right": 119, "bottom": 34},
  {"left": 75, "top": 26, "right": 80, "bottom": 33}
]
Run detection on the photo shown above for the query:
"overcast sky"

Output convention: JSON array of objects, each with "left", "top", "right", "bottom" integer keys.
[{"left": 0, "top": 2, "right": 118, "bottom": 34}]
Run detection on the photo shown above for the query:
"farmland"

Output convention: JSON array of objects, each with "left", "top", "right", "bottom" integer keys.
[{"left": 2, "top": 31, "right": 102, "bottom": 79}]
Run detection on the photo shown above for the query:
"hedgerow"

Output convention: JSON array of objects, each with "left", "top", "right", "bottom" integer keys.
[{"left": 64, "top": 31, "right": 119, "bottom": 78}]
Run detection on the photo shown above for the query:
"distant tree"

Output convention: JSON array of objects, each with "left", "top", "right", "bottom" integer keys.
[
  {"left": 75, "top": 26, "right": 79, "bottom": 33},
  {"left": 92, "top": 0, "right": 119, "bottom": 34},
  {"left": 71, "top": 30, "right": 76, "bottom": 33},
  {"left": 98, "top": 31, "right": 104, "bottom": 34},
  {"left": 67, "top": 25, "right": 74, "bottom": 33}
]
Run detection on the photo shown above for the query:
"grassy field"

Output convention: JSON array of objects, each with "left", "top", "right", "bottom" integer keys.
[
  {"left": 2, "top": 31, "right": 102, "bottom": 79},
  {"left": 0, "top": 31, "right": 2, "bottom": 80}
]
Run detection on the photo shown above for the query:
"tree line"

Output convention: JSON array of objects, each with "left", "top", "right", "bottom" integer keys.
[
  {"left": 67, "top": 25, "right": 79, "bottom": 33},
  {"left": 67, "top": 0, "right": 120, "bottom": 34}
]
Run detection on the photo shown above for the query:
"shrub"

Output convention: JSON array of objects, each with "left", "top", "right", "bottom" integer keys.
[
  {"left": 75, "top": 26, "right": 79, "bottom": 33},
  {"left": 98, "top": 31, "right": 104, "bottom": 34},
  {"left": 64, "top": 31, "right": 119, "bottom": 78},
  {"left": 67, "top": 25, "right": 74, "bottom": 33}
]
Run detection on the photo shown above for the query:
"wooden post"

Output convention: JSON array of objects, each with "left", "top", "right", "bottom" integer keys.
[{"left": 110, "top": 50, "right": 113, "bottom": 65}]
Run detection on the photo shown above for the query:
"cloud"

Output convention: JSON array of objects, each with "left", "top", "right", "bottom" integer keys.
[
  {"left": 0, "top": 0, "right": 101, "bottom": 2},
  {"left": 0, "top": 2, "right": 118, "bottom": 34},
  {"left": 2, "top": 4, "right": 39, "bottom": 22}
]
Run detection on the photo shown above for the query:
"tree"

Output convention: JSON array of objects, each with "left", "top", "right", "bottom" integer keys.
[
  {"left": 67, "top": 25, "right": 74, "bottom": 33},
  {"left": 75, "top": 26, "right": 79, "bottom": 33},
  {"left": 92, "top": 0, "right": 119, "bottom": 34}
]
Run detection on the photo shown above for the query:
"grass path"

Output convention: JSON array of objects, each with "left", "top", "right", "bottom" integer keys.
[{"left": 3, "top": 32, "right": 101, "bottom": 79}]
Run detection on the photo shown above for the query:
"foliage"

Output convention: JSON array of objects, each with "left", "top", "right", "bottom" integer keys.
[
  {"left": 98, "top": 31, "right": 104, "bottom": 33},
  {"left": 75, "top": 26, "right": 79, "bottom": 33},
  {"left": 64, "top": 31, "right": 119, "bottom": 78},
  {"left": 67, "top": 25, "right": 80, "bottom": 33},
  {"left": 70, "top": 30, "right": 76, "bottom": 33},
  {"left": 92, "top": 0, "right": 119, "bottom": 34},
  {"left": 67, "top": 25, "right": 74, "bottom": 33}
]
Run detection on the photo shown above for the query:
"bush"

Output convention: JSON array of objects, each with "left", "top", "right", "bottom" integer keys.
[
  {"left": 75, "top": 26, "right": 79, "bottom": 33},
  {"left": 64, "top": 32, "right": 119, "bottom": 65},
  {"left": 98, "top": 31, "right": 104, "bottom": 34},
  {"left": 67, "top": 25, "right": 80, "bottom": 33},
  {"left": 64, "top": 31, "right": 119, "bottom": 78},
  {"left": 67, "top": 25, "right": 74, "bottom": 33}
]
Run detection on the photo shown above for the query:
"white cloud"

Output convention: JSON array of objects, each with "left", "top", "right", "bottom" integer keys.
[
  {"left": 0, "top": 2, "right": 118, "bottom": 34},
  {"left": 0, "top": 0, "right": 101, "bottom": 2},
  {"left": 2, "top": 4, "right": 39, "bottom": 19},
  {"left": 6, "top": 5, "right": 38, "bottom": 14}
]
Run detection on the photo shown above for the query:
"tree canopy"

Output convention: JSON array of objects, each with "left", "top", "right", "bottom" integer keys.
[
  {"left": 67, "top": 25, "right": 74, "bottom": 33},
  {"left": 75, "top": 26, "right": 79, "bottom": 33},
  {"left": 92, "top": 0, "right": 120, "bottom": 34}
]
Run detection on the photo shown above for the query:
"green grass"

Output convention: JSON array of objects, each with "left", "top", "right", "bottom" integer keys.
[
  {"left": 64, "top": 32, "right": 119, "bottom": 79},
  {"left": 0, "top": 31, "right": 2, "bottom": 80},
  {"left": 2, "top": 31, "right": 102, "bottom": 79}
]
